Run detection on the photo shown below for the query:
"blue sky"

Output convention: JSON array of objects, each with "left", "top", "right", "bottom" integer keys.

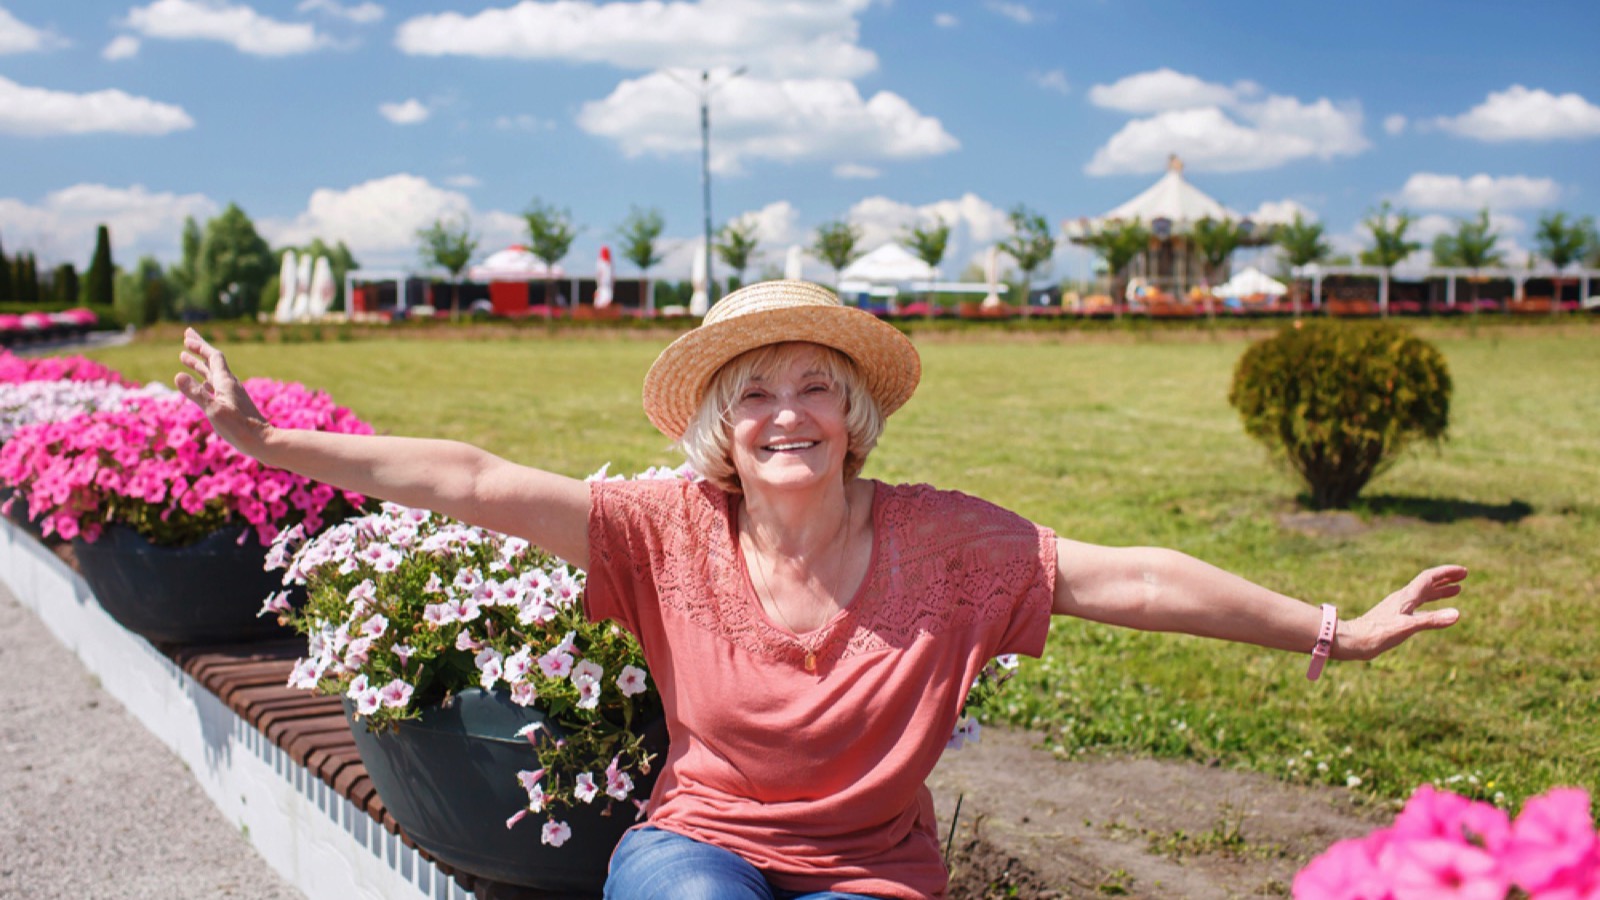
[{"left": 3, "top": 0, "right": 1599, "bottom": 283}]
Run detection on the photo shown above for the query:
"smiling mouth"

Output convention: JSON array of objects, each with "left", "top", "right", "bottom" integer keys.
[{"left": 762, "top": 441, "right": 817, "bottom": 452}]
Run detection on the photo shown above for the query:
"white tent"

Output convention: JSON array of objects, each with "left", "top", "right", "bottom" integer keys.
[
  {"left": 468, "top": 245, "right": 559, "bottom": 281},
  {"left": 840, "top": 243, "right": 938, "bottom": 284},
  {"left": 1216, "top": 266, "right": 1287, "bottom": 298}
]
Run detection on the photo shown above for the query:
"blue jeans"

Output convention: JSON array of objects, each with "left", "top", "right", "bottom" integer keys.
[{"left": 604, "top": 826, "right": 884, "bottom": 900}]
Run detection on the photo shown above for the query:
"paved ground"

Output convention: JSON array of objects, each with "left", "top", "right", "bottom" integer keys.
[{"left": 0, "top": 580, "right": 301, "bottom": 900}]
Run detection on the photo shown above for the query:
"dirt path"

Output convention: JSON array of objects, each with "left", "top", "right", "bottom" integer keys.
[{"left": 928, "top": 729, "right": 1387, "bottom": 899}]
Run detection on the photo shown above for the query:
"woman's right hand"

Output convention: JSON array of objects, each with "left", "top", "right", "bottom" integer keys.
[{"left": 175, "top": 328, "right": 272, "bottom": 458}]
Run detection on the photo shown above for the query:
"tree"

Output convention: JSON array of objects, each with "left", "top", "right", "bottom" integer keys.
[
  {"left": 197, "top": 203, "right": 274, "bottom": 318},
  {"left": 53, "top": 262, "right": 79, "bottom": 306},
  {"left": 998, "top": 204, "right": 1055, "bottom": 315},
  {"left": 714, "top": 217, "right": 760, "bottom": 292},
  {"left": 617, "top": 206, "right": 665, "bottom": 313},
  {"left": 416, "top": 216, "right": 479, "bottom": 320},
  {"left": 17, "top": 253, "right": 39, "bottom": 305},
  {"left": 811, "top": 220, "right": 862, "bottom": 291},
  {"left": 1078, "top": 220, "right": 1150, "bottom": 320},
  {"left": 1189, "top": 217, "right": 1246, "bottom": 321},
  {"left": 1272, "top": 212, "right": 1331, "bottom": 269},
  {"left": 1272, "top": 212, "right": 1331, "bottom": 317},
  {"left": 1360, "top": 202, "right": 1422, "bottom": 269},
  {"left": 84, "top": 224, "right": 114, "bottom": 307},
  {"left": 167, "top": 216, "right": 203, "bottom": 313},
  {"left": 114, "top": 256, "right": 169, "bottom": 326},
  {"left": 524, "top": 199, "right": 579, "bottom": 310},
  {"left": 1432, "top": 209, "right": 1502, "bottom": 315},
  {"left": 1535, "top": 212, "right": 1596, "bottom": 314},
  {"left": 0, "top": 234, "right": 11, "bottom": 304},
  {"left": 1359, "top": 202, "right": 1421, "bottom": 318},
  {"left": 903, "top": 216, "right": 950, "bottom": 316}
]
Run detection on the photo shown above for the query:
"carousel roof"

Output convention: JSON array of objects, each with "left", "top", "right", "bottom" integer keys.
[{"left": 1063, "top": 155, "right": 1245, "bottom": 239}]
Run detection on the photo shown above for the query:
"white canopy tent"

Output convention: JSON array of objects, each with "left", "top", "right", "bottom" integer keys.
[
  {"left": 1216, "top": 266, "right": 1287, "bottom": 299},
  {"left": 468, "top": 245, "right": 561, "bottom": 281},
  {"left": 840, "top": 243, "right": 940, "bottom": 284}
]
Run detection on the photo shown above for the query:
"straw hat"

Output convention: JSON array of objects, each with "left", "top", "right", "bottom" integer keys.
[{"left": 642, "top": 279, "right": 921, "bottom": 440}]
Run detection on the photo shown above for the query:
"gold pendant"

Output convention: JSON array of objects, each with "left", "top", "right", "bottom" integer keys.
[{"left": 804, "top": 652, "right": 817, "bottom": 672}]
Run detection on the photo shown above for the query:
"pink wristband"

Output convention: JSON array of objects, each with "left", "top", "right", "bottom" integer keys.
[{"left": 1306, "top": 604, "right": 1338, "bottom": 682}]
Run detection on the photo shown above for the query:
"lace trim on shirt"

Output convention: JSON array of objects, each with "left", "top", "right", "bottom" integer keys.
[{"left": 590, "top": 480, "right": 1053, "bottom": 667}]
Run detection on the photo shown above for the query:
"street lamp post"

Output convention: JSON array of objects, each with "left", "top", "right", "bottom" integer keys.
[{"left": 671, "top": 66, "right": 744, "bottom": 309}]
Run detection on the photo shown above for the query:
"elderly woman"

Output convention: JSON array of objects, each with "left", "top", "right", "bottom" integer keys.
[{"left": 177, "top": 280, "right": 1464, "bottom": 900}]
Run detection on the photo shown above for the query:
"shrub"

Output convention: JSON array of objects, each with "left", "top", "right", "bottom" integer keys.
[{"left": 1228, "top": 320, "right": 1451, "bottom": 509}]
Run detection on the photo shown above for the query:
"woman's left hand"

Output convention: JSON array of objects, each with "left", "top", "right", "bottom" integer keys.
[{"left": 1338, "top": 565, "right": 1467, "bottom": 661}]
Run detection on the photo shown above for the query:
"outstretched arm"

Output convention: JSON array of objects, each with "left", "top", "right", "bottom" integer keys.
[
  {"left": 175, "top": 329, "right": 592, "bottom": 566},
  {"left": 1052, "top": 538, "right": 1464, "bottom": 663}
]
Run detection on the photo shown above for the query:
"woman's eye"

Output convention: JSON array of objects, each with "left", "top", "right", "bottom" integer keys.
[{"left": 805, "top": 383, "right": 833, "bottom": 394}]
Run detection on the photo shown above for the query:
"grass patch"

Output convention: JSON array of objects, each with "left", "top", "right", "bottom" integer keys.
[{"left": 90, "top": 327, "right": 1600, "bottom": 809}]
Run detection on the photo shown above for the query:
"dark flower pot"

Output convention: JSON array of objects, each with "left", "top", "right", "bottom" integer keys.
[
  {"left": 1, "top": 487, "right": 48, "bottom": 542},
  {"left": 346, "top": 689, "right": 668, "bottom": 896},
  {"left": 72, "top": 524, "right": 299, "bottom": 645}
]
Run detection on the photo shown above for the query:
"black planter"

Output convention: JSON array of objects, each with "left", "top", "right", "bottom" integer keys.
[
  {"left": 72, "top": 524, "right": 299, "bottom": 645},
  {"left": 346, "top": 689, "right": 667, "bottom": 896},
  {"left": 1, "top": 487, "right": 48, "bottom": 542}
]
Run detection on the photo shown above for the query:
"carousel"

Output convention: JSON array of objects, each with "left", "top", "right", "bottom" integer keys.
[{"left": 1063, "top": 155, "right": 1273, "bottom": 305}]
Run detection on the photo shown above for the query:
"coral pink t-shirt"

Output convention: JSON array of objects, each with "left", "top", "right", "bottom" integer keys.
[{"left": 585, "top": 477, "right": 1056, "bottom": 900}]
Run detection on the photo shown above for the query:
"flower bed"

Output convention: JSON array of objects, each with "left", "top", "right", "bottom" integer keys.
[
  {"left": 0, "top": 378, "right": 371, "bottom": 544},
  {"left": 0, "top": 349, "right": 135, "bottom": 385},
  {"left": 0, "top": 379, "right": 171, "bottom": 444},
  {"left": 1295, "top": 784, "right": 1598, "bottom": 897}
]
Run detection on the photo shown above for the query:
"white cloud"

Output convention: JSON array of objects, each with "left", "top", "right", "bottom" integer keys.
[
  {"left": 0, "top": 183, "right": 217, "bottom": 265},
  {"left": 1033, "top": 69, "right": 1069, "bottom": 95},
  {"left": 1085, "top": 68, "right": 1367, "bottom": 175},
  {"left": 296, "top": 0, "right": 384, "bottom": 24},
  {"left": 443, "top": 174, "right": 481, "bottom": 189},
  {"left": 986, "top": 1, "right": 1034, "bottom": 24},
  {"left": 1087, "top": 68, "right": 1249, "bottom": 114},
  {"left": 124, "top": 0, "right": 330, "bottom": 56},
  {"left": 378, "top": 98, "right": 429, "bottom": 125},
  {"left": 1383, "top": 113, "right": 1406, "bottom": 135},
  {"left": 1397, "top": 173, "right": 1561, "bottom": 211},
  {"left": 833, "top": 163, "right": 880, "bottom": 179},
  {"left": 1086, "top": 101, "right": 1367, "bottom": 176},
  {"left": 102, "top": 35, "right": 142, "bottom": 60},
  {"left": 577, "top": 71, "right": 957, "bottom": 174},
  {"left": 844, "top": 193, "right": 1017, "bottom": 274},
  {"left": 0, "top": 76, "right": 194, "bottom": 136},
  {"left": 395, "top": 0, "right": 877, "bottom": 79},
  {"left": 258, "top": 173, "right": 524, "bottom": 267},
  {"left": 1248, "top": 199, "right": 1315, "bottom": 226},
  {"left": 934, "top": 13, "right": 958, "bottom": 28},
  {"left": 494, "top": 113, "right": 554, "bottom": 132},
  {"left": 0, "top": 7, "right": 66, "bottom": 53},
  {"left": 1435, "top": 85, "right": 1600, "bottom": 142}
]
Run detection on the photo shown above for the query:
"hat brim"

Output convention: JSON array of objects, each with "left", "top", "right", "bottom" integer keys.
[{"left": 643, "top": 304, "right": 921, "bottom": 440}]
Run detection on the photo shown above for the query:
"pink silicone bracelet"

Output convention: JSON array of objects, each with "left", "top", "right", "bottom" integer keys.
[{"left": 1306, "top": 603, "right": 1338, "bottom": 682}]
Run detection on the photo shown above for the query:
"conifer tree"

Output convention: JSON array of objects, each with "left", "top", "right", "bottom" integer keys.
[{"left": 84, "top": 224, "right": 114, "bottom": 306}]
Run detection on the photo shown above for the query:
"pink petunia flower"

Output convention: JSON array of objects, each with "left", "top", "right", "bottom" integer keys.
[
  {"left": 541, "top": 819, "right": 571, "bottom": 848},
  {"left": 615, "top": 665, "right": 649, "bottom": 698}
]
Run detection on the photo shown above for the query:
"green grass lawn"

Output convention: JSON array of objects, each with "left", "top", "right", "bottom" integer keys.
[{"left": 94, "top": 324, "right": 1600, "bottom": 809}]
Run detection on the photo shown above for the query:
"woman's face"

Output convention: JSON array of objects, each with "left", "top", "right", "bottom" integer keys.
[{"left": 727, "top": 344, "right": 850, "bottom": 494}]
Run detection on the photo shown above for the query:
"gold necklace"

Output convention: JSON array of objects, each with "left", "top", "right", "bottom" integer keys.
[{"left": 744, "top": 494, "right": 851, "bottom": 673}]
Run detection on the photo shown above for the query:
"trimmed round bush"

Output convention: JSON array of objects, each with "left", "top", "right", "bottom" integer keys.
[{"left": 1228, "top": 320, "right": 1451, "bottom": 509}]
